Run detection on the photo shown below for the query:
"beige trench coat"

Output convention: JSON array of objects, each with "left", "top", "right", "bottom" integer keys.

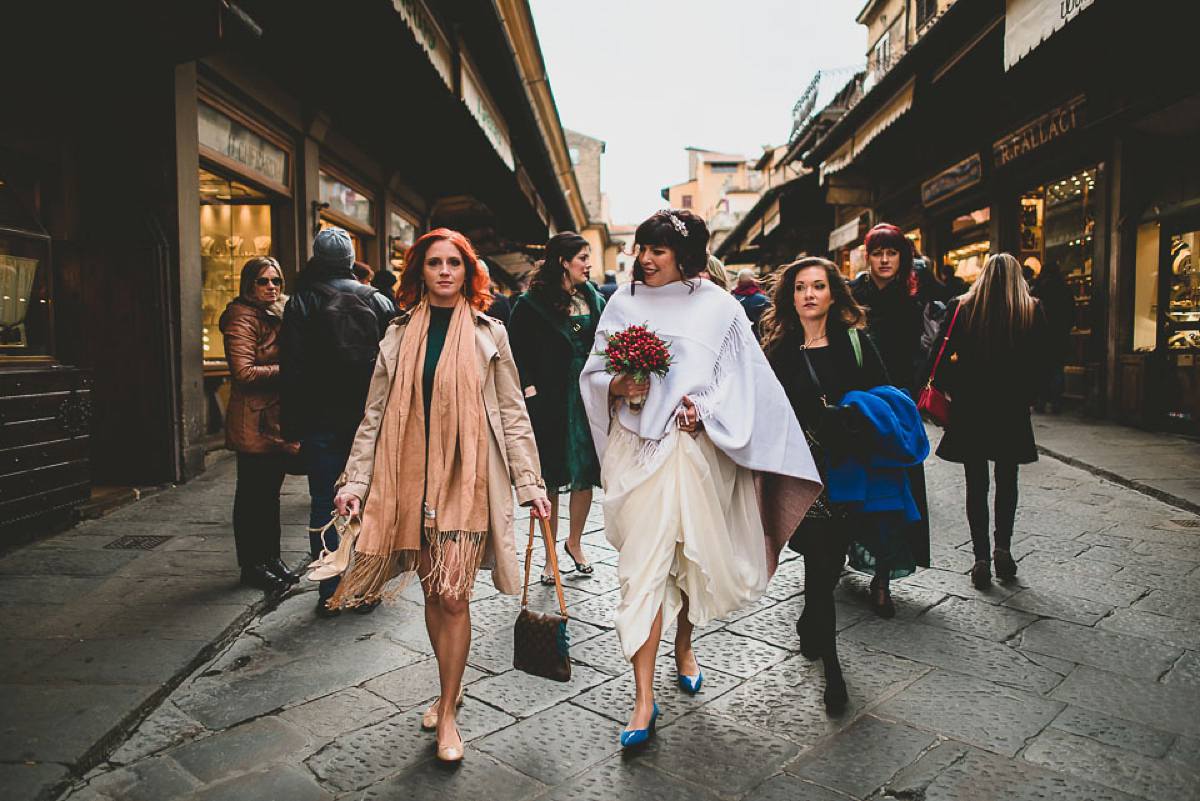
[{"left": 335, "top": 308, "right": 547, "bottom": 595}]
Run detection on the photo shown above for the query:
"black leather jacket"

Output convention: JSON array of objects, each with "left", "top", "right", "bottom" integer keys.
[{"left": 279, "top": 265, "right": 398, "bottom": 439}]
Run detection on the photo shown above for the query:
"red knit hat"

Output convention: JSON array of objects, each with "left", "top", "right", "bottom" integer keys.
[{"left": 864, "top": 223, "right": 909, "bottom": 254}]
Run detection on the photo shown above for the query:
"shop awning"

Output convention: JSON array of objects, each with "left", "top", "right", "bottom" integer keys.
[
  {"left": 1004, "top": 0, "right": 1097, "bottom": 70},
  {"left": 817, "top": 78, "right": 914, "bottom": 183},
  {"left": 851, "top": 78, "right": 915, "bottom": 159},
  {"left": 829, "top": 215, "right": 866, "bottom": 250},
  {"left": 819, "top": 140, "right": 855, "bottom": 184}
]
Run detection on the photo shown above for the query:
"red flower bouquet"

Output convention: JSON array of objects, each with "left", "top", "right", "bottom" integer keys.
[{"left": 598, "top": 324, "right": 672, "bottom": 413}]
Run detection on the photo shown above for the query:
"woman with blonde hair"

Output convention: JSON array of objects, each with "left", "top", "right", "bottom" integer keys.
[
  {"left": 220, "top": 256, "right": 302, "bottom": 592},
  {"left": 927, "top": 252, "right": 1047, "bottom": 589},
  {"left": 330, "top": 228, "right": 552, "bottom": 762}
]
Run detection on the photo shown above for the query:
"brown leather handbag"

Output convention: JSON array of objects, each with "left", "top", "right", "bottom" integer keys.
[{"left": 513, "top": 516, "right": 571, "bottom": 682}]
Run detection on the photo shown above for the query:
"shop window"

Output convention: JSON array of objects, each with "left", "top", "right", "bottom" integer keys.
[
  {"left": 0, "top": 171, "right": 53, "bottom": 359},
  {"left": 942, "top": 207, "right": 990, "bottom": 284},
  {"left": 199, "top": 168, "right": 274, "bottom": 362},
  {"left": 1018, "top": 167, "right": 1098, "bottom": 398},
  {"left": 1165, "top": 229, "right": 1200, "bottom": 350},
  {"left": 319, "top": 170, "right": 374, "bottom": 232},
  {"left": 388, "top": 210, "right": 418, "bottom": 271}
]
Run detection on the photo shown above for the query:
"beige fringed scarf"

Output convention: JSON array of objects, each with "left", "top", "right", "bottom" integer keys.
[{"left": 329, "top": 298, "right": 490, "bottom": 607}]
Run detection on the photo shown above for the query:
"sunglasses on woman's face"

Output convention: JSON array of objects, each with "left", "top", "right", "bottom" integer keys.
[{"left": 255, "top": 277, "right": 283, "bottom": 286}]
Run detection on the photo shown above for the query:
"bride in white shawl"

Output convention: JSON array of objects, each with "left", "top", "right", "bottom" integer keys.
[{"left": 580, "top": 210, "right": 822, "bottom": 747}]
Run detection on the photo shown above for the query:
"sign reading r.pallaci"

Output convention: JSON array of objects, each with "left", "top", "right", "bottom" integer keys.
[
  {"left": 922, "top": 154, "right": 983, "bottom": 207},
  {"left": 993, "top": 95, "right": 1086, "bottom": 168}
]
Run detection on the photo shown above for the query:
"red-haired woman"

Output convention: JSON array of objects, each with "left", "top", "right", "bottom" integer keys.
[
  {"left": 330, "top": 229, "right": 552, "bottom": 762},
  {"left": 848, "top": 223, "right": 930, "bottom": 615}
]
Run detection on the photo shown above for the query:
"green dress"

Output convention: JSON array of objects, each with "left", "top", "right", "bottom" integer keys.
[{"left": 552, "top": 311, "right": 602, "bottom": 493}]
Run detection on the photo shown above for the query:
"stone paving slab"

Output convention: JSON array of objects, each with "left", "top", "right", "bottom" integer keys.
[
  {"left": 1048, "top": 706, "right": 1175, "bottom": 759},
  {"left": 1025, "top": 727, "right": 1198, "bottom": 801},
  {"left": 635, "top": 709, "right": 804, "bottom": 797},
  {"left": 1016, "top": 618, "right": 1182, "bottom": 680},
  {"left": 916, "top": 595, "right": 1038, "bottom": 641},
  {"left": 874, "top": 669, "right": 1064, "bottom": 756},
  {"left": 473, "top": 702, "right": 618, "bottom": 784},
  {"left": 540, "top": 755, "right": 722, "bottom": 801},
  {"left": 1050, "top": 666, "right": 1200, "bottom": 738},
  {"left": 921, "top": 747, "right": 1142, "bottom": 801},
  {"left": 841, "top": 617, "right": 1067, "bottom": 694},
  {"left": 1099, "top": 608, "right": 1200, "bottom": 650},
  {"left": 347, "top": 752, "right": 543, "bottom": 801},
  {"left": 785, "top": 714, "right": 935, "bottom": 798}
]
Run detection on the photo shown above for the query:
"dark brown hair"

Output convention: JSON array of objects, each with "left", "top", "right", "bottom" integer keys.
[
  {"left": 528, "top": 231, "right": 589, "bottom": 318},
  {"left": 759, "top": 256, "right": 865, "bottom": 355},
  {"left": 239, "top": 257, "right": 284, "bottom": 302},
  {"left": 631, "top": 209, "right": 710, "bottom": 283}
]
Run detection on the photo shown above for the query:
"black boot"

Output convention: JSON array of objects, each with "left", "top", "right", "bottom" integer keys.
[
  {"left": 263, "top": 557, "right": 301, "bottom": 586},
  {"left": 240, "top": 564, "right": 289, "bottom": 593},
  {"left": 822, "top": 645, "right": 848, "bottom": 713}
]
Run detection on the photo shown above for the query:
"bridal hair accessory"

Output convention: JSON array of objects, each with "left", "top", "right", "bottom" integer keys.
[{"left": 659, "top": 210, "right": 689, "bottom": 237}]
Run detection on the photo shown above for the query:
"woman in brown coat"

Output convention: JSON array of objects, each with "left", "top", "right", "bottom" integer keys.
[
  {"left": 220, "top": 257, "right": 302, "bottom": 593},
  {"left": 331, "top": 229, "right": 551, "bottom": 763}
]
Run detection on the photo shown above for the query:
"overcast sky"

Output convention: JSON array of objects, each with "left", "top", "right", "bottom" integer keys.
[{"left": 527, "top": 0, "right": 867, "bottom": 225}]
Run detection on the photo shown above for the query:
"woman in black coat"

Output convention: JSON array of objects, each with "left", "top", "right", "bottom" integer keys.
[
  {"left": 763, "top": 256, "right": 891, "bottom": 712},
  {"left": 847, "top": 223, "right": 931, "bottom": 588},
  {"left": 508, "top": 232, "right": 605, "bottom": 583},
  {"left": 928, "top": 252, "right": 1048, "bottom": 589}
]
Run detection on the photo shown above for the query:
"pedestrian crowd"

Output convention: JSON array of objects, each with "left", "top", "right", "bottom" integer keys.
[{"left": 218, "top": 209, "right": 1050, "bottom": 761}]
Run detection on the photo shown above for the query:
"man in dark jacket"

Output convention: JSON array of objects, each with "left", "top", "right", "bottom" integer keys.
[
  {"left": 732, "top": 269, "right": 771, "bottom": 328},
  {"left": 598, "top": 270, "right": 619, "bottom": 301},
  {"left": 280, "top": 227, "right": 397, "bottom": 617}
]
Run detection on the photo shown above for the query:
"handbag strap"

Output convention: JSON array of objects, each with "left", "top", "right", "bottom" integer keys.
[
  {"left": 521, "top": 516, "right": 569, "bottom": 619},
  {"left": 799, "top": 346, "right": 827, "bottom": 406},
  {"left": 927, "top": 303, "right": 962, "bottom": 384}
]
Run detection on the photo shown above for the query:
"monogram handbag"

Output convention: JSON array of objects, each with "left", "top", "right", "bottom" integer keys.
[
  {"left": 513, "top": 516, "right": 571, "bottom": 682},
  {"left": 917, "top": 303, "right": 961, "bottom": 427}
]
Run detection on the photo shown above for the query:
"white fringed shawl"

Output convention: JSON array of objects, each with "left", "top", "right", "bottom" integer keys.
[{"left": 579, "top": 280, "right": 823, "bottom": 573}]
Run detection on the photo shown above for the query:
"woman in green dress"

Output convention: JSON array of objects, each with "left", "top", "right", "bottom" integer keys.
[{"left": 509, "top": 232, "right": 606, "bottom": 582}]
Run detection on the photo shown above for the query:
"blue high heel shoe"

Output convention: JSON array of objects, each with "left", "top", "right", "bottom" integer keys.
[
  {"left": 620, "top": 702, "right": 658, "bottom": 748},
  {"left": 678, "top": 669, "right": 703, "bottom": 695}
]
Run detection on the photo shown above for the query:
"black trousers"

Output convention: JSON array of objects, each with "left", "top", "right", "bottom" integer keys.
[
  {"left": 963, "top": 460, "right": 1019, "bottom": 562},
  {"left": 794, "top": 517, "right": 852, "bottom": 654},
  {"left": 233, "top": 452, "right": 288, "bottom": 568}
]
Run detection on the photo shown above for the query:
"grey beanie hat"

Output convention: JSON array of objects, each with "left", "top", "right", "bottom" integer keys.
[{"left": 310, "top": 227, "right": 355, "bottom": 270}]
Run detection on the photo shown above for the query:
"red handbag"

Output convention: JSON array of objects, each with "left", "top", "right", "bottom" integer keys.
[{"left": 917, "top": 304, "right": 961, "bottom": 426}]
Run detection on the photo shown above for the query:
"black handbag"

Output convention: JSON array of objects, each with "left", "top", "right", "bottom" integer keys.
[{"left": 513, "top": 516, "right": 571, "bottom": 682}]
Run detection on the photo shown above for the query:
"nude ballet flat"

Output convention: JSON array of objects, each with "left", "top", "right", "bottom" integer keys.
[
  {"left": 436, "top": 727, "right": 465, "bottom": 763},
  {"left": 421, "top": 685, "right": 465, "bottom": 730}
]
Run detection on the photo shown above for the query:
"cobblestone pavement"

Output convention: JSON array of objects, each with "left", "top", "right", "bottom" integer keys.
[{"left": 45, "top": 431, "right": 1200, "bottom": 800}]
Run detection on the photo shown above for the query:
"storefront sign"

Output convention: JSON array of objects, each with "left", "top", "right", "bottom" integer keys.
[
  {"left": 392, "top": 0, "right": 453, "bottom": 89},
  {"left": 198, "top": 103, "right": 288, "bottom": 187},
  {"left": 993, "top": 95, "right": 1085, "bottom": 168},
  {"left": 1005, "top": 0, "right": 1096, "bottom": 70},
  {"left": 461, "top": 59, "right": 515, "bottom": 171},
  {"left": 922, "top": 154, "right": 982, "bottom": 207},
  {"left": 829, "top": 216, "right": 865, "bottom": 250}
]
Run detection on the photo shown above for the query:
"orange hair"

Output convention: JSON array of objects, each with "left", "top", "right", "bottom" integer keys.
[{"left": 397, "top": 228, "right": 493, "bottom": 312}]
